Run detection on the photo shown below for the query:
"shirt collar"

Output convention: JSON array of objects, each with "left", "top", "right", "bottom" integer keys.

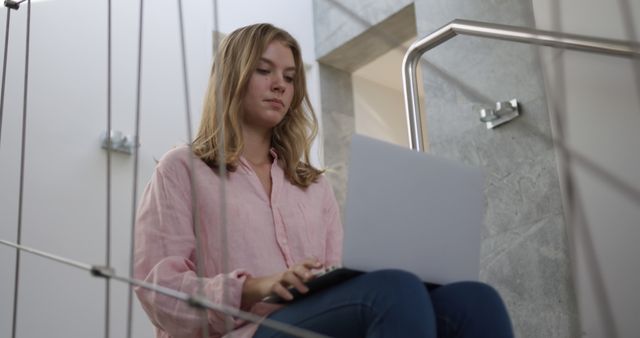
[
  {"left": 269, "top": 148, "right": 279, "bottom": 160},
  {"left": 238, "top": 148, "right": 279, "bottom": 171}
]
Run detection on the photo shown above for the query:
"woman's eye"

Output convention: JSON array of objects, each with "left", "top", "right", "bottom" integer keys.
[
  {"left": 256, "top": 68, "right": 269, "bottom": 74},
  {"left": 284, "top": 76, "right": 294, "bottom": 83}
]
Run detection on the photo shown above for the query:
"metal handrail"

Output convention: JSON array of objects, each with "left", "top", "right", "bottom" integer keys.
[{"left": 402, "top": 19, "right": 640, "bottom": 151}]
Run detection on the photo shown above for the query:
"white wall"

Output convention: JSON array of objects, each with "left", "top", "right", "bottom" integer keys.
[
  {"left": 0, "top": 0, "right": 318, "bottom": 337},
  {"left": 352, "top": 40, "right": 428, "bottom": 149},
  {"left": 532, "top": 2, "right": 640, "bottom": 337},
  {"left": 353, "top": 75, "right": 409, "bottom": 147}
]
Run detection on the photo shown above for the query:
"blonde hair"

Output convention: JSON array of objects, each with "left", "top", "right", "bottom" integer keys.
[{"left": 192, "top": 23, "right": 323, "bottom": 188}]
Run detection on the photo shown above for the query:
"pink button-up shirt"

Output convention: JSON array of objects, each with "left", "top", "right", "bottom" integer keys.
[{"left": 134, "top": 145, "right": 343, "bottom": 338}]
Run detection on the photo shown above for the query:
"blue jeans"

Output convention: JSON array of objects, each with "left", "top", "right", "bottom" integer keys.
[{"left": 253, "top": 270, "right": 513, "bottom": 338}]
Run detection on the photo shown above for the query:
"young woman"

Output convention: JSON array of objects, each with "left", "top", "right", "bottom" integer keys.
[{"left": 134, "top": 23, "right": 514, "bottom": 338}]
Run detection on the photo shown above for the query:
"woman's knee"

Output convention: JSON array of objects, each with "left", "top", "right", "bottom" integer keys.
[
  {"left": 355, "top": 270, "right": 436, "bottom": 332},
  {"left": 434, "top": 281, "right": 508, "bottom": 313},
  {"left": 431, "top": 282, "right": 514, "bottom": 337},
  {"left": 454, "top": 281, "right": 503, "bottom": 303},
  {"left": 355, "top": 269, "right": 428, "bottom": 305}
]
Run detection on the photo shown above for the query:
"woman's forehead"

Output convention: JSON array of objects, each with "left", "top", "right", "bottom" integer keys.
[{"left": 259, "top": 41, "right": 296, "bottom": 70}]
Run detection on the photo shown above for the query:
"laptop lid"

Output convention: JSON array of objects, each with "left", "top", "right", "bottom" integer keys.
[{"left": 343, "top": 134, "right": 485, "bottom": 285}]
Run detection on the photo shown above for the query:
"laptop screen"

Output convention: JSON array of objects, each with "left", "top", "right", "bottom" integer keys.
[{"left": 343, "top": 134, "right": 485, "bottom": 284}]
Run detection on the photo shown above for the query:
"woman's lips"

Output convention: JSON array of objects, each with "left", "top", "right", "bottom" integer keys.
[{"left": 265, "top": 99, "right": 284, "bottom": 108}]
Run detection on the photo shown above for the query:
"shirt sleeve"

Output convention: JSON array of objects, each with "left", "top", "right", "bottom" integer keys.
[
  {"left": 321, "top": 176, "right": 344, "bottom": 268},
  {"left": 133, "top": 159, "right": 249, "bottom": 338}
]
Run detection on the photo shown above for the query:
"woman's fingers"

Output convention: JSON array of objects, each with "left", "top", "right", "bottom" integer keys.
[
  {"left": 293, "top": 258, "right": 324, "bottom": 281},
  {"left": 262, "top": 260, "right": 325, "bottom": 302},
  {"left": 292, "top": 258, "right": 324, "bottom": 282},
  {"left": 270, "top": 282, "right": 294, "bottom": 301},
  {"left": 281, "top": 271, "right": 309, "bottom": 294},
  {"left": 292, "top": 264, "right": 314, "bottom": 282},
  {"left": 301, "top": 258, "right": 324, "bottom": 270}
]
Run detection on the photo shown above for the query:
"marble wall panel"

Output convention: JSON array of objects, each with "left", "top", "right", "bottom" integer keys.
[
  {"left": 318, "top": 64, "right": 355, "bottom": 216},
  {"left": 313, "top": 0, "right": 414, "bottom": 58}
]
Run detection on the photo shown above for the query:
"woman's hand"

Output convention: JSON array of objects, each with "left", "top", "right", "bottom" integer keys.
[{"left": 241, "top": 258, "right": 323, "bottom": 308}]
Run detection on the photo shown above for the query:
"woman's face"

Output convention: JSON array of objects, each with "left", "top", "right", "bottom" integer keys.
[{"left": 242, "top": 40, "right": 296, "bottom": 133}]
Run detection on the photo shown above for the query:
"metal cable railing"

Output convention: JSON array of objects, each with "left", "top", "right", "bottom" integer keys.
[
  {"left": 0, "top": 0, "right": 322, "bottom": 337},
  {"left": 8, "top": 1, "right": 30, "bottom": 337},
  {"left": 2, "top": 1, "right": 639, "bottom": 337},
  {"left": 0, "top": 239, "right": 329, "bottom": 338}
]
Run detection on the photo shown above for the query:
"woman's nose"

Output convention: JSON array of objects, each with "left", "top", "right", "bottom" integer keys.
[{"left": 271, "top": 73, "right": 286, "bottom": 92}]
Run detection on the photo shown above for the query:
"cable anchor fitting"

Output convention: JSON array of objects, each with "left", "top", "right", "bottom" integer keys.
[
  {"left": 90, "top": 265, "right": 115, "bottom": 279},
  {"left": 4, "top": 0, "right": 25, "bottom": 10}
]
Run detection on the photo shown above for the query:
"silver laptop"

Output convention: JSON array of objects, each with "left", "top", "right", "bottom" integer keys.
[
  {"left": 261, "top": 134, "right": 486, "bottom": 303},
  {"left": 342, "top": 134, "right": 485, "bottom": 285}
]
